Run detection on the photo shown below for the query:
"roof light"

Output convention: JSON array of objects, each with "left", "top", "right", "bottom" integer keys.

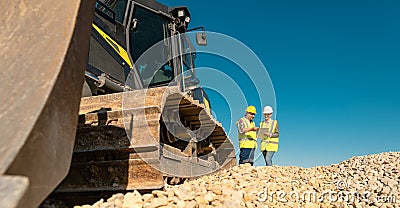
[
  {"left": 178, "top": 10, "right": 185, "bottom": 17},
  {"left": 185, "top": 16, "right": 190, "bottom": 23}
]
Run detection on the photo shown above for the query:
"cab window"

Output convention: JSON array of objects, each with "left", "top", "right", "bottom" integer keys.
[
  {"left": 130, "top": 5, "right": 173, "bottom": 87},
  {"left": 96, "top": 0, "right": 127, "bottom": 23}
]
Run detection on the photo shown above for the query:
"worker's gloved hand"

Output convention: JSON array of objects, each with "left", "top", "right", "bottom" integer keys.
[{"left": 252, "top": 127, "right": 259, "bottom": 131}]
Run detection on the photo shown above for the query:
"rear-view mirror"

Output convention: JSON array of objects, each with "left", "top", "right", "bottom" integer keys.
[{"left": 196, "top": 32, "right": 207, "bottom": 46}]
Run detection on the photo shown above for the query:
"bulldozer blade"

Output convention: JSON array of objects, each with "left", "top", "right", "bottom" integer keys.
[{"left": 0, "top": 0, "right": 95, "bottom": 207}]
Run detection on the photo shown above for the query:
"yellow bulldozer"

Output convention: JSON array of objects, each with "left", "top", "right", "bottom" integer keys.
[{"left": 0, "top": 0, "right": 236, "bottom": 207}]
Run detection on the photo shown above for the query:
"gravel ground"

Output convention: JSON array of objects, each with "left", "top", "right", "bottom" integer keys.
[{"left": 73, "top": 152, "right": 399, "bottom": 208}]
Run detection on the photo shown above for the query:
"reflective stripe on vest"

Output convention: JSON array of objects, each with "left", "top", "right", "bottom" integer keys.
[
  {"left": 237, "top": 117, "right": 257, "bottom": 148},
  {"left": 237, "top": 117, "right": 257, "bottom": 140},
  {"left": 260, "top": 120, "right": 279, "bottom": 151}
]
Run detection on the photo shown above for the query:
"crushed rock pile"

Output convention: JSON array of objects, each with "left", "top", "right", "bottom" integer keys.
[{"left": 74, "top": 152, "right": 399, "bottom": 208}]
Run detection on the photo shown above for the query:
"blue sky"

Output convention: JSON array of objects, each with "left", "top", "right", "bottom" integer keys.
[{"left": 160, "top": 0, "right": 400, "bottom": 167}]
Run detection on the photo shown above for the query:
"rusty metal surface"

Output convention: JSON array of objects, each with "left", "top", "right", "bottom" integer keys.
[
  {"left": 55, "top": 158, "right": 163, "bottom": 192},
  {"left": 0, "top": 0, "right": 95, "bottom": 207},
  {"left": 0, "top": 176, "right": 29, "bottom": 208},
  {"left": 52, "top": 92, "right": 165, "bottom": 194},
  {"left": 78, "top": 87, "right": 236, "bottom": 169},
  {"left": 48, "top": 87, "right": 235, "bottom": 204}
]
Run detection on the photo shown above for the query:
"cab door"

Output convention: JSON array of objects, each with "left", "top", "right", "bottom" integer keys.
[{"left": 126, "top": 2, "right": 175, "bottom": 88}]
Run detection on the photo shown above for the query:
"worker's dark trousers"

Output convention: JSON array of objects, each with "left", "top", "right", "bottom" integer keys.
[{"left": 239, "top": 148, "right": 255, "bottom": 166}]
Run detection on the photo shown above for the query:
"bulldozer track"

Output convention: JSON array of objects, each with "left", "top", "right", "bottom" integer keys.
[{"left": 45, "top": 86, "right": 236, "bottom": 206}]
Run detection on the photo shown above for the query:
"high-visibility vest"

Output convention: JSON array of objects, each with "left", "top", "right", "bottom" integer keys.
[
  {"left": 237, "top": 117, "right": 257, "bottom": 148},
  {"left": 259, "top": 120, "right": 279, "bottom": 152}
]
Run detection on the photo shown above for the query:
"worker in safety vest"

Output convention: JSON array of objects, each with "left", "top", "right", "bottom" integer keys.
[
  {"left": 259, "top": 106, "right": 279, "bottom": 166},
  {"left": 236, "top": 106, "right": 259, "bottom": 165}
]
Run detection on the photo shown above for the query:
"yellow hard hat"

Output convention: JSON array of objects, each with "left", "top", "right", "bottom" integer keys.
[{"left": 246, "top": 106, "right": 257, "bottom": 114}]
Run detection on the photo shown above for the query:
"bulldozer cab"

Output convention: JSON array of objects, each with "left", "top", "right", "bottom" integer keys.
[{"left": 86, "top": 0, "right": 201, "bottom": 95}]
